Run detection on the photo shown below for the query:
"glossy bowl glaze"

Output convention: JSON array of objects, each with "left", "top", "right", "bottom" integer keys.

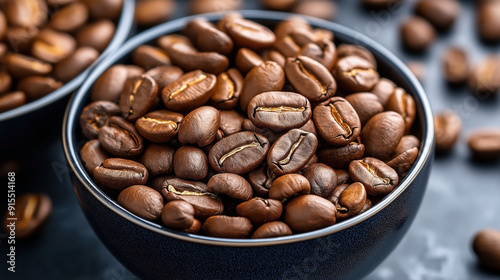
[
  {"left": 63, "top": 11, "right": 434, "bottom": 280},
  {"left": 0, "top": 0, "right": 135, "bottom": 155}
]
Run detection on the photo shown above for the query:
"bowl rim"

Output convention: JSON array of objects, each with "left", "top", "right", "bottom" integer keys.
[
  {"left": 0, "top": 0, "right": 135, "bottom": 122},
  {"left": 63, "top": 10, "right": 435, "bottom": 247}
]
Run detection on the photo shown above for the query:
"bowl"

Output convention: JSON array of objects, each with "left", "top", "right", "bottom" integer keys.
[
  {"left": 63, "top": 11, "right": 434, "bottom": 280},
  {"left": 0, "top": 0, "right": 135, "bottom": 156}
]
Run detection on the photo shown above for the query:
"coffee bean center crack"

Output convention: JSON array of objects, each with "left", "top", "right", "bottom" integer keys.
[{"left": 169, "top": 74, "right": 207, "bottom": 100}]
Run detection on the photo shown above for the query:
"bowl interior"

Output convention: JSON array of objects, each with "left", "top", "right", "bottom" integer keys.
[
  {"left": 64, "top": 10, "right": 434, "bottom": 246},
  {"left": 0, "top": 0, "right": 135, "bottom": 122}
]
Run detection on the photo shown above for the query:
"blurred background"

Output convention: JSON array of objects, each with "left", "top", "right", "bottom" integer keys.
[{"left": 1, "top": 0, "right": 499, "bottom": 279}]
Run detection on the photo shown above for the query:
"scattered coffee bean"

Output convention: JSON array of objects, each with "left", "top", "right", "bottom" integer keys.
[
  {"left": 468, "top": 129, "right": 500, "bottom": 161},
  {"left": 414, "top": 0, "right": 461, "bottom": 31},
  {"left": 293, "top": 0, "right": 337, "bottom": 21},
  {"left": 400, "top": 16, "right": 436, "bottom": 52},
  {"left": 472, "top": 229, "right": 500, "bottom": 272},
  {"left": 434, "top": 110, "right": 462, "bottom": 154},
  {"left": 477, "top": 0, "right": 500, "bottom": 42},
  {"left": 468, "top": 57, "right": 500, "bottom": 95},
  {"left": 442, "top": 47, "right": 469, "bottom": 84}
]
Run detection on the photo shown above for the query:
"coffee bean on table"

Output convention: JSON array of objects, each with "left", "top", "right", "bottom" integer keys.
[
  {"left": 400, "top": 16, "right": 436, "bottom": 52},
  {"left": 93, "top": 158, "right": 148, "bottom": 191},
  {"left": 468, "top": 57, "right": 500, "bottom": 95},
  {"left": 361, "top": 0, "right": 400, "bottom": 10},
  {"left": 335, "top": 56, "right": 380, "bottom": 92},
  {"left": 302, "top": 163, "right": 337, "bottom": 198},
  {"left": 188, "top": 0, "right": 243, "bottom": 15},
  {"left": 135, "top": 110, "right": 183, "bottom": 143},
  {"left": 118, "top": 185, "right": 163, "bottom": 221},
  {"left": 208, "top": 173, "right": 253, "bottom": 201},
  {"left": 292, "top": 0, "right": 337, "bottom": 21},
  {"left": 267, "top": 129, "right": 318, "bottom": 175},
  {"left": 161, "top": 200, "right": 195, "bottom": 230},
  {"left": 98, "top": 116, "right": 144, "bottom": 157},
  {"left": 434, "top": 110, "right": 462, "bottom": 154},
  {"left": 361, "top": 111, "right": 405, "bottom": 160},
  {"left": 414, "top": 0, "right": 461, "bottom": 31},
  {"left": 247, "top": 91, "right": 312, "bottom": 132},
  {"left": 406, "top": 61, "right": 425, "bottom": 83},
  {"left": 284, "top": 194, "right": 336, "bottom": 232},
  {"left": 178, "top": 106, "right": 220, "bottom": 147},
  {"left": 335, "top": 182, "right": 367, "bottom": 220},
  {"left": 349, "top": 157, "right": 399, "bottom": 196},
  {"left": 251, "top": 221, "right": 292, "bottom": 239},
  {"left": 209, "top": 131, "right": 270, "bottom": 174},
  {"left": 313, "top": 97, "right": 361, "bottom": 146},
  {"left": 477, "top": 0, "right": 500, "bottom": 42},
  {"left": 442, "top": 47, "right": 469, "bottom": 84},
  {"left": 236, "top": 197, "right": 282, "bottom": 224},
  {"left": 2, "top": 193, "right": 52, "bottom": 239},
  {"left": 472, "top": 229, "right": 500, "bottom": 272},
  {"left": 261, "top": 0, "right": 298, "bottom": 11},
  {"left": 468, "top": 129, "right": 500, "bottom": 161},
  {"left": 285, "top": 56, "right": 337, "bottom": 103}
]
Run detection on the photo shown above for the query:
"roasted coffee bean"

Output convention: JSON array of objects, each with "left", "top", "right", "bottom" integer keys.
[
  {"left": 162, "top": 41, "right": 229, "bottom": 75},
  {"left": 189, "top": 0, "right": 243, "bottom": 14},
  {"left": 157, "top": 34, "right": 193, "bottom": 49},
  {"left": 267, "top": 129, "right": 318, "bottom": 175},
  {"left": 132, "top": 45, "right": 171, "bottom": 70},
  {"left": 361, "top": 111, "right": 405, "bottom": 160},
  {"left": 0, "top": 13, "right": 5, "bottom": 41},
  {"left": 0, "top": 72, "right": 12, "bottom": 94},
  {"left": 349, "top": 157, "right": 399, "bottom": 196},
  {"left": 359, "top": 198, "right": 372, "bottom": 214},
  {"left": 261, "top": 0, "right": 298, "bottom": 11},
  {"left": 92, "top": 65, "right": 144, "bottom": 102},
  {"left": 336, "top": 56, "right": 379, "bottom": 92},
  {"left": 140, "top": 144, "right": 174, "bottom": 176},
  {"left": 400, "top": 16, "right": 436, "bottom": 52},
  {"left": 49, "top": 2, "right": 88, "bottom": 32},
  {"left": 335, "top": 182, "right": 366, "bottom": 220},
  {"left": 298, "top": 119, "right": 318, "bottom": 138},
  {"left": 118, "top": 185, "right": 163, "bottom": 221},
  {"left": 345, "top": 92, "right": 384, "bottom": 125},
  {"left": 5, "top": 53, "right": 52, "bottom": 78},
  {"left": 145, "top": 66, "right": 183, "bottom": 89},
  {"left": 301, "top": 154, "right": 319, "bottom": 171},
  {"left": 335, "top": 169, "right": 351, "bottom": 186},
  {"left": 119, "top": 75, "right": 159, "bottom": 121},
  {"left": 178, "top": 106, "right": 220, "bottom": 147},
  {"left": 219, "top": 110, "right": 245, "bottom": 136},
  {"left": 392, "top": 135, "right": 420, "bottom": 157},
  {"left": 406, "top": 61, "right": 425, "bottom": 83},
  {"left": 371, "top": 78, "right": 396, "bottom": 107},
  {"left": 336, "top": 44, "right": 377, "bottom": 69},
  {"left": 263, "top": 50, "right": 286, "bottom": 69},
  {"left": 210, "top": 69, "right": 244, "bottom": 110},
  {"left": 288, "top": 28, "right": 317, "bottom": 47},
  {"left": 248, "top": 164, "right": 276, "bottom": 197},
  {"left": 209, "top": 131, "right": 269, "bottom": 174},
  {"left": 208, "top": 173, "right": 253, "bottom": 201},
  {"left": 223, "top": 17, "right": 276, "bottom": 51},
  {"left": 5, "top": 26, "right": 39, "bottom": 53},
  {"left": 274, "top": 36, "right": 300, "bottom": 57},
  {"left": 293, "top": 0, "right": 337, "bottom": 21},
  {"left": 442, "top": 47, "right": 468, "bottom": 84},
  {"left": 162, "top": 70, "right": 216, "bottom": 112},
  {"left": 477, "top": 0, "right": 500, "bottom": 42},
  {"left": 32, "top": 28, "right": 76, "bottom": 64},
  {"left": 135, "top": 110, "right": 183, "bottom": 143},
  {"left": 5, "top": 0, "right": 48, "bottom": 28},
  {"left": 134, "top": 0, "right": 176, "bottom": 27},
  {"left": 415, "top": 0, "right": 461, "bottom": 31},
  {"left": 284, "top": 194, "right": 336, "bottom": 232},
  {"left": 468, "top": 129, "right": 500, "bottom": 161},
  {"left": 17, "top": 76, "right": 63, "bottom": 101},
  {"left": 386, "top": 88, "right": 416, "bottom": 134},
  {"left": 0, "top": 91, "right": 26, "bottom": 113},
  {"left": 472, "top": 229, "right": 500, "bottom": 272},
  {"left": 84, "top": 0, "right": 123, "bottom": 20},
  {"left": 94, "top": 158, "right": 148, "bottom": 191},
  {"left": 55, "top": 46, "right": 99, "bottom": 82},
  {"left": 328, "top": 183, "right": 349, "bottom": 205},
  {"left": 77, "top": 19, "right": 116, "bottom": 52},
  {"left": 297, "top": 39, "right": 337, "bottom": 71},
  {"left": 434, "top": 110, "right": 462, "bottom": 154},
  {"left": 468, "top": 57, "right": 500, "bottom": 95},
  {"left": 173, "top": 146, "right": 209, "bottom": 180},
  {"left": 235, "top": 48, "right": 263, "bottom": 74},
  {"left": 236, "top": 197, "right": 282, "bottom": 224},
  {"left": 242, "top": 118, "right": 282, "bottom": 144},
  {"left": 313, "top": 97, "right": 361, "bottom": 146},
  {"left": 239, "top": 61, "right": 285, "bottom": 112},
  {"left": 269, "top": 174, "right": 311, "bottom": 201},
  {"left": 98, "top": 116, "right": 144, "bottom": 157},
  {"left": 302, "top": 163, "right": 337, "bottom": 198},
  {"left": 2, "top": 193, "right": 52, "bottom": 239},
  {"left": 274, "top": 16, "right": 311, "bottom": 39},
  {"left": 184, "top": 18, "right": 233, "bottom": 55},
  {"left": 251, "top": 221, "right": 292, "bottom": 239},
  {"left": 285, "top": 56, "right": 337, "bottom": 103},
  {"left": 184, "top": 219, "right": 202, "bottom": 234},
  {"left": 248, "top": 91, "right": 312, "bottom": 132},
  {"left": 318, "top": 142, "right": 365, "bottom": 169},
  {"left": 81, "top": 139, "right": 109, "bottom": 174},
  {"left": 161, "top": 200, "right": 195, "bottom": 230},
  {"left": 162, "top": 179, "right": 224, "bottom": 219},
  {"left": 387, "top": 147, "right": 419, "bottom": 177},
  {"left": 202, "top": 215, "right": 252, "bottom": 238}
]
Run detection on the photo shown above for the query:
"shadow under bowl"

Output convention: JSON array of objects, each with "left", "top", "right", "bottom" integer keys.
[
  {"left": 63, "top": 10, "right": 434, "bottom": 280},
  {"left": 0, "top": 0, "right": 135, "bottom": 157}
]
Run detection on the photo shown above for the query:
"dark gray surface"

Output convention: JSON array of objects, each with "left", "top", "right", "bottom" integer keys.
[{"left": 1, "top": 0, "right": 500, "bottom": 279}]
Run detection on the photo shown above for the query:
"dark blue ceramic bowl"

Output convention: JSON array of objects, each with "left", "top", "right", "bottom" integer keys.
[
  {"left": 63, "top": 11, "right": 434, "bottom": 280},
  {"left": 0, "top": 0, "right": 135, "bottom": 156}
]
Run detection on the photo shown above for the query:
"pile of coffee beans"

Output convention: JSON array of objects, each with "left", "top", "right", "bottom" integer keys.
[
  {"left": 79, "top": 14, "right": 421, "bottom": 239},
  {"left": 0, "top": 0, "right": 123, "bottom": 114}
]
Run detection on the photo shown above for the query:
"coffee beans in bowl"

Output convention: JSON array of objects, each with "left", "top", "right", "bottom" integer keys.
[
  {"left": 64, "top": 11, "right": 434, "bottom": 280},
  {"left": 75, "top": 13, "right": 424, "bottom": 239}
]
